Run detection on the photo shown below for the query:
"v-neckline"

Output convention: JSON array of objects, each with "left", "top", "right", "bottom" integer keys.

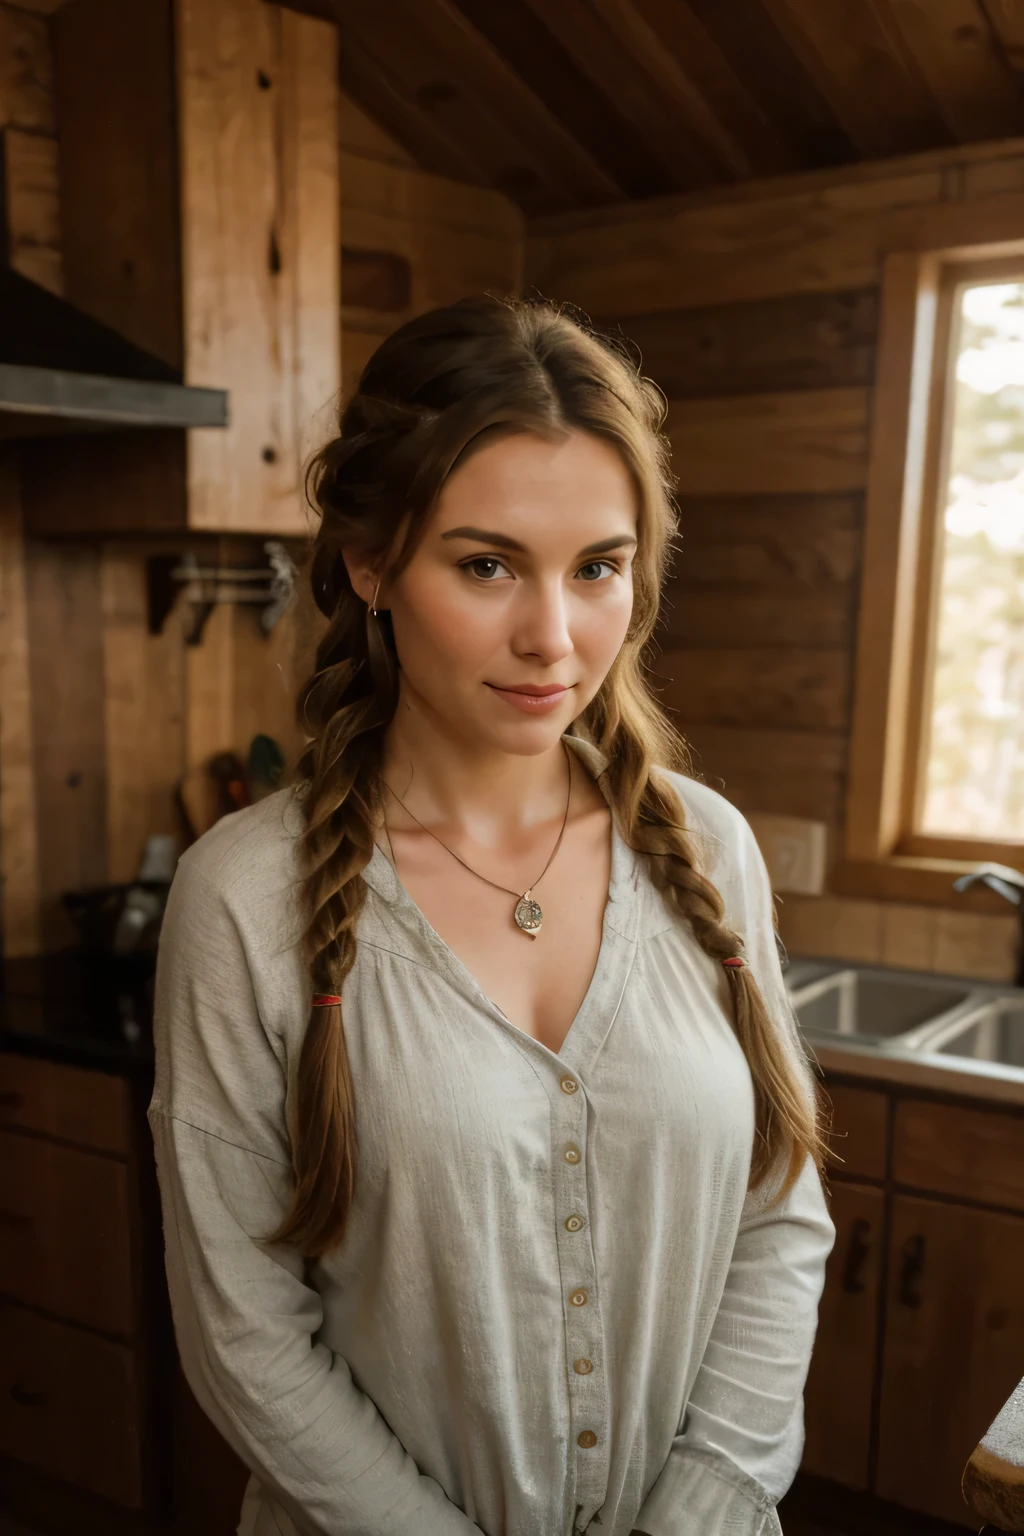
[{"left": 357, "top": 735, "right": 643, "bottom": 1065}]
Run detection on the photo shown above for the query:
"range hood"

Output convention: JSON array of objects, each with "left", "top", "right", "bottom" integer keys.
[{"left": 0, "top": 266, "right": 227, "bottom": 436}]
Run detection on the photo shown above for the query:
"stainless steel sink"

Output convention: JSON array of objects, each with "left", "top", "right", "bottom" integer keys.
[
  {"left": 912, "top": 994, "right": 1024, "bottom": 1069},
  {"left": 782, "top": 956, "right": 1024, "bottom": 1093},
  {"left": 785, "top": 963, "right": 976, "bottom": 1048}
]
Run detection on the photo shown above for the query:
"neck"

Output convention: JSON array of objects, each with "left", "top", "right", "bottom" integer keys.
[{"left": 378, "top": 715, "right": 576, "bottom": 854}]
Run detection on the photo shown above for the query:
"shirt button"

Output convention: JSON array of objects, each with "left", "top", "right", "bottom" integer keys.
[
  {"left": 563, "top": 1144, "right": 581, "bottom": 1164},
  {"left": 565, "top": 1213, "right": 585, "bottom": 1232},
  {"left": 574, "top": 1357, "right": 594, "bottom": 1375},
  {"left": 570, "top": 1289, "right": 588, "bottom": 1306},
  {"left": 560, "top": 1076, "right": 578, "bottom": 1094},
  {"left": 577, "top": 1430, "right": 598, "bottom": 1448}
]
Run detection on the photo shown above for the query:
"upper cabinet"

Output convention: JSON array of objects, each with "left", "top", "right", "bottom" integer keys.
[{"left": 21, "top": 0, "right": 340, "bottom": 538}]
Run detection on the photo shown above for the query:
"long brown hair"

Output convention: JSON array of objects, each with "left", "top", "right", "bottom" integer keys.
[{"left": 270, "top": 294, "right": 830, "bottom": 1259}]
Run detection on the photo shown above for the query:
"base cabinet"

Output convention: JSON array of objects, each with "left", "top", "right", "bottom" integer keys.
[
  {"left": 876, "top": 1193, "right": 1024, "bottom": 1529},
  {"left": 802, "top": 1180, "right": 885, "bottom": 1490},
  {"left": 0, "top": 1051, "right": 168, "bottom": 1519},
  {"left": 0, "top": 1302, "right": 144, "bottom": 1507},
  {"left": 803, "top": 1077, "right": 1024, "bottom": 1531}
]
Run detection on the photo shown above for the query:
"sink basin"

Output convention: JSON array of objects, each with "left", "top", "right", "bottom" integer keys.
[
  {"left": 786, "top": 964, "right": 976, "bottom": 1047},
  {"left": 915, "top": 995, "right": 1024, "bottom": 1069},
  {"left": 782, "top": 956, "right": 1024, "bottom": 1086}
]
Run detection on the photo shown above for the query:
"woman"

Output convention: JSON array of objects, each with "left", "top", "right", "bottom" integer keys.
[{"left": 148, "top": 295, "right": 836, "bottom": 1536}]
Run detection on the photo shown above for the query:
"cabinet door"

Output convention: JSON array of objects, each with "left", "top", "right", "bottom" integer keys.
[
  {"left": 801, "top": 1181, "right": 885, "bottom": 1489},
  {"left": 877, "top": 1194, "right": 1024, "bottom": 1528},
  {"left": 0, "top": 1299, "right": 143, "bottom": 1508},
  {"left": 0, "top": 1053, "right": 130, "bottom": 1154},
  {"left": 822, "top": 1082, "right": 888, "bottom": 1182},
  {"left": 0, "top": 1127, "right": 134, "bottom": 1337}
]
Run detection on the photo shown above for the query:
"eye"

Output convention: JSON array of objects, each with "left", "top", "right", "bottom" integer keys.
[
  {"left": 577, "top": 559, "right": 619, "bottom": 582},
  {"left": 459, "top": 556, "right": 510, "bottom": 581}
]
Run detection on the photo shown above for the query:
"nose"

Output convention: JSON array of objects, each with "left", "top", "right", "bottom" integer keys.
[{"left": 511, "top": 577, "right": 574, "bottom": 665}]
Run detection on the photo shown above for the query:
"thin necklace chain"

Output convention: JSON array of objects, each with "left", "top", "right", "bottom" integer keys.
[{"left": 380, "top": 738, "right": 573, "bottom": 903}]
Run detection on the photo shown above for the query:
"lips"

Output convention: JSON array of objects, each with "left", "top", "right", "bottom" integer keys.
[
  {"left": 485, "top": 682, "right": 572, "bottom": 713},
  {"left": 487, "top": 683, "right": 570, "bottom": 696}
]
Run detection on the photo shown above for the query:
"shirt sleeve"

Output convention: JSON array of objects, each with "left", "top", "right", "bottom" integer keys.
[
  {"left": 147, "top": 850, "right": 485, "bottom": 1536},
  {"left": 631, "top": 807, "right": 837, "bottom": 1536}
]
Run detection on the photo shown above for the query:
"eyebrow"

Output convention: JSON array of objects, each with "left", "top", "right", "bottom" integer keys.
[{"left": 440, "top": 526, "right": 638, "bottom": 557}]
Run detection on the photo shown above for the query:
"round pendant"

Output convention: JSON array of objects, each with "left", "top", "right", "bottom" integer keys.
[{"left": 514, "top": 895, "right": 543, "bottom": 935}]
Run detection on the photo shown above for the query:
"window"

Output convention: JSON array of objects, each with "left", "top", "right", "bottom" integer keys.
[
  {"left": 840, "top": 247, "right": 1024, "bottom": 904},
  {"left": 917, "top": 265, "right": 1024, "bottom": 848}
]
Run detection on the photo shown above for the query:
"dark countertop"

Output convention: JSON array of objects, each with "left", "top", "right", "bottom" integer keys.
[{"left": 0, "top": 949, "right": 155, "bottom": 1076}]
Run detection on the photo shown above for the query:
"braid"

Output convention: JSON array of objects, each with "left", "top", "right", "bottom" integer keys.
[
  {"left": 588, "top": 665, "right": 829, "bottom": 1205},
  {"left": 266, "top": 575, "right": 399, "bottom": 1257}
]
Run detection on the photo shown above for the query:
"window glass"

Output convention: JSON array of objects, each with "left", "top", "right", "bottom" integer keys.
[{"left": 921, "top": 281, "right": 1024, "bottom": 840}]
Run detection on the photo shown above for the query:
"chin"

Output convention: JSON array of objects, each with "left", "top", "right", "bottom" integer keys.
[
  {"left": 493, "top": 716, "right": 579, "bottom": 750},
  {"left": 465, "top": 713, "right": 570, "bottom": 754}
]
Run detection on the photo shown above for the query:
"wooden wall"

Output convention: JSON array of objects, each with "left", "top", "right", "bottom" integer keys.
[
  {"left": 0, "top": 0, "right": 61, "bottom": 292},
  {"left": 528, "top": 143, "right": 1024, "bottom": 980},
  {"left": 339, "top": 94, "right": 524, "bottom": 399},
  {"left": 0, "top": 16, "right": 523, "bottom": 959},
  {"left": 1, "top": 0, "right": 61, "bottom": 956}
]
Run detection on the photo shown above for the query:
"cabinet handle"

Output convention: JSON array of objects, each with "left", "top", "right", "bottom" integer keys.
[
  {"left": 0, "top": 1091, "right": 24, "bottom": 1109},
  {"left": 10, "top": 1382, "right": 46, "bottom": 1408},
  {"left": 841, "top": 1217, "right": 872, "bottom": 1294},
  {"left": 897, "top": 1233, "right": 926, "bottom": 1308}
]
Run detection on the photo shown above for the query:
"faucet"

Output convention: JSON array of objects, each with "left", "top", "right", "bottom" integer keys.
[{"left": 953, "top": 863, "right": 1024, "bottom": 986}]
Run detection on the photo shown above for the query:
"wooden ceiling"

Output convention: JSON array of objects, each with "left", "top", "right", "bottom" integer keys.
[{"left": 280, "top": 0, "right": 1024, "bottom": 215}]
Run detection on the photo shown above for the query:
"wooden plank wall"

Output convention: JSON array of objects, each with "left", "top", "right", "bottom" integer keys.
[
  {"left": 1, "top": 0, "right": 57, "bottom": 955},
  {"left": 0, "top": 21, "right": 524, "bottom": 957},
  {"left": 527, "top": 144, "right": 1024, "bottom": 979},
  {"left": 339, "top": 94, "right": 524, "bottom": 401},
  {"left": 0, "top": 0, "right": 60, "bottom": 292}
]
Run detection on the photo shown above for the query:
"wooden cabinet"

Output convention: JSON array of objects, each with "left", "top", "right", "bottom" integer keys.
[
  {"left": 893, "top": 1097, "right": 1024, "bottom": 1213},
  {"left": 0, "top": 1302, "right": 144, "bottom": 1508},
  {"left": 822, "top": 1081, "right": 889, "bottom": 1180},
  {"left": 0, "top": 1051, "right": 130, "bottom": 1153},
  {"left": 802, "top": 1084, "right": 888, "bottom": 1489},
  {"left": 0, "top": 1052, "right": 162, "bottom": 1514},
  {"left": 0, "top": 1128, "right": 135, "bottom": 1336},
  {"left": 803, "top": 1076, "right": 1024, "bottom": 1530},
  {"left": 803, "top": 1180, "right": 885, "bottom": 1490},
  {"left": 21, "top": 0, "right": 340, "bottom": 538},
  {"left": 876, "top": 1194, "right": 1024, "bottom": 1528}
]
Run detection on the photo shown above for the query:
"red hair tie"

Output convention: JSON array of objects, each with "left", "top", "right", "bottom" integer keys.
[
  {"left": 311, "top": 994, "right": 342, "bottom": 1007},
  {"left": 722, "top": 957, "right": 746, "bottom": 970}
]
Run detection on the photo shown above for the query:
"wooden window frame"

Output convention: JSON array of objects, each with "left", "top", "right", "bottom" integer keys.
[{"left": 834, "top": 242, "right": 1024, "bottom": 909}]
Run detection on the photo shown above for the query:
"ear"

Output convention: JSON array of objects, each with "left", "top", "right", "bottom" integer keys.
[{"left": 340, "top": 547, "right": 380, "bottom": 609}]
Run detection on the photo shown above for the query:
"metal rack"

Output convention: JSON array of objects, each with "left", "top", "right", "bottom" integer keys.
[{"left": 146, "top": 540, "right": 299, "bottom": 646}]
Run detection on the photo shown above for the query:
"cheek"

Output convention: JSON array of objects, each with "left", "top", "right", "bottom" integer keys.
[
  {"left": 576, "top": 584, "right": 634, "bottom": 660},
  {"left": 395, "top": 580, "right": 497, "bottom": 666}
]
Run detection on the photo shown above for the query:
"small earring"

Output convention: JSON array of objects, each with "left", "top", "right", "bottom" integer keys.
[{"left": 370, "top": 578, "right": 381, "bottom": 617}]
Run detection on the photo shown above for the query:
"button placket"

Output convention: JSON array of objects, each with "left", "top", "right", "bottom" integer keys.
[{"left": 552, "top": 1071, "right": 608, "bottom": 1517}]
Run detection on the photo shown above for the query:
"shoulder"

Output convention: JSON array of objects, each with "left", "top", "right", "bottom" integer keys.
[
  {"left": 172, "top": 784, "right": 306, "bottom": 921},
  {"left": 647, "top": 766, "right": 783, "bottom": 982},
  {"left": 651, "top": 764, "right": 759, "bottom": 880}
]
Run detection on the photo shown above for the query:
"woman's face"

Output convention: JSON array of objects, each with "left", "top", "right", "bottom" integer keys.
[{"left": 371, "top": 429, "right": 638, "bottom": 755}]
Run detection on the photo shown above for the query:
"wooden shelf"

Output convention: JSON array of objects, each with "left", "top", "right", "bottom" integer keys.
[
  {"left": 0, "top": 258, "right": 227, "bottom": 440},
  {"left": 0, "top": 363, "right": 226, "bottom": 436}
]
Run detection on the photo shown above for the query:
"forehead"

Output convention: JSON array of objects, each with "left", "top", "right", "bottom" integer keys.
[{"left": 434, "top": 429, "right": 636, "bottom": 523}]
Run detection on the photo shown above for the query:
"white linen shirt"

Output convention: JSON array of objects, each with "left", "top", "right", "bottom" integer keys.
[{"left": 147, "top": 734, "right": 835, "bottom": 1536}]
